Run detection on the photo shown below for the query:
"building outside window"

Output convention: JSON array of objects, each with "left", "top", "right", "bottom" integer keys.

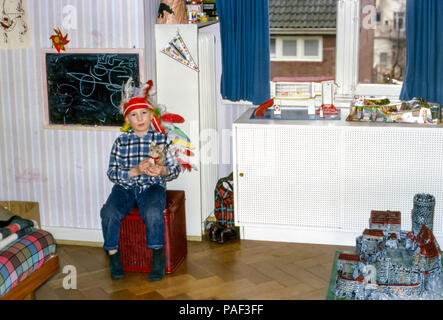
[
  {"left": 358, "top": 0, "right": 406, "bottom": 85},
  {"left": 268, "top": 0, "right": 336, "bottom": 82},
  {"left": 268, "top": 0, "right": 406, "bottom": 99}
]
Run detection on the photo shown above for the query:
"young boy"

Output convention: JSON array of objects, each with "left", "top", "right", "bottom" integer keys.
[{"left": 100, "top": 93, "right": 181, "bottom": 282}]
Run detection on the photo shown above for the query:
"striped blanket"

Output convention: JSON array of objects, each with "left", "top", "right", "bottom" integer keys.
[
  {"left": 0, "top": 216, "right": 35, "bottom": 241},
  {"left": 0, "top": 229, "right": 56, "bottom": 297},
  {"left": 0, "top": 226, "right": 36, "bottom": 252}
]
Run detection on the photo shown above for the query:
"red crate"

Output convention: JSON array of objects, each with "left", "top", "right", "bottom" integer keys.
[{"left": 119, "top": 190, "right": 187, "bottom": 273}]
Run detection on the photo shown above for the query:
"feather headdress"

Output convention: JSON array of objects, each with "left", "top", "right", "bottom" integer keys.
[{"left": 119, "top": 78, "right": 197, "bottom": 172}]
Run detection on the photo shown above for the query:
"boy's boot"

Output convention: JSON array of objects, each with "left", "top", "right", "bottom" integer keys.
[
  {"left": 148, "top": 248, "right": 166, "bottom": 282},
  {"left": 107, "top": 250, "right": 125, "bottom": 279}
]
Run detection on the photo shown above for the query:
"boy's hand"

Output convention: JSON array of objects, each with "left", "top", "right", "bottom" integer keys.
[
  {"left": 138, "top": 159, "right": 152, "bottom": 174},
  {"left": 130, "top": 159, "right": 154, "bottom": 178},
  {"left": 138, "top": 159, "right": 167, "bottom": 177},
  {"left": 144, "top": 164, "right": 162, "bottom": 177}
]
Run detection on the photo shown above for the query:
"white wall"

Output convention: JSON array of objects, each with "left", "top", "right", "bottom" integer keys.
[
  {"left": 0, "top": 0, "right": 160, "bottom": 242},
  {"left": 203, "top": 21, "right": 251, "bottom": 179}
]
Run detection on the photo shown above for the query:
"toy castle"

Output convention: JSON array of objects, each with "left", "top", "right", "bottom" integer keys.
[{"left": 334, "top": 194, "right": 442, "bottom": 300}]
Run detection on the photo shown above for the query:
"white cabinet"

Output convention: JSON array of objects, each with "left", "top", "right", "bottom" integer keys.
[
  {"left": 155, "top": 23, "right": 220, "bottom": 239},
  {"left": 233, "top": 109, "right": 443, "bottom": 246}
]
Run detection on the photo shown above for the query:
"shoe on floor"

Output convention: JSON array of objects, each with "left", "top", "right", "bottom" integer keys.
[
  {"left": 148, "top": 248, "right": 165, "bottom": 282},
  {"left": 108, "top": 250, "right": 124, "bottom": 279}
]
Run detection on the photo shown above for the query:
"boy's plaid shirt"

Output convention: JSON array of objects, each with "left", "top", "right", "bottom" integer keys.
[{"left": 107, "top": 128, "right": 181, "bottom": 190}]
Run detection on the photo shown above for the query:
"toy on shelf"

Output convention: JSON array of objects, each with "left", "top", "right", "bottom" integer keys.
[
  {"left": 253, "top": 98, "right": 274, "bottom": 118},
  {"left": 252, "top": 80, "right": 342, "bottom": 121},
  {"left": 317, "top": 80, "right": 338, "bottom": 116},
  {"left": 252, "top": 97, "right": 341, "bottom": 121},
  {"left": 347, "top": 97, "right": 441, "bottom": 124}
]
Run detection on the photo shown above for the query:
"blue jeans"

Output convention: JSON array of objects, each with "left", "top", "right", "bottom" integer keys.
[{"left": 100, "top": 184, "right": 166, "bottom": 251}]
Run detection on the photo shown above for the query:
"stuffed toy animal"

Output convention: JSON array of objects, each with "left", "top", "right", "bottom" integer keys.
[{"left": 148, "top": 141, "right": 166, "bottom": 166}]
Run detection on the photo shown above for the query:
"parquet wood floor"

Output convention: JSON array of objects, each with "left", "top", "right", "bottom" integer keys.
[{"left": 34, "top": 240, "right": 352, "bottom": 300}]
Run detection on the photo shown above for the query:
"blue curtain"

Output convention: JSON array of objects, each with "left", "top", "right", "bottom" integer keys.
[
  {"left": 215, "top": 0, "right": 270, "bottom": 105},
  {"left": 400, "top": 0, "right": 443, "bottom": 105}
]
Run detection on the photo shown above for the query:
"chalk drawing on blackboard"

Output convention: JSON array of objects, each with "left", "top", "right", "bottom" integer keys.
[{"left": 42, "top": 49, "right": 144, "bottom": 127}]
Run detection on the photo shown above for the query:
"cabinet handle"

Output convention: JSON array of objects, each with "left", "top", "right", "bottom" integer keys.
[{"left": 239, "top": 173, "right": 244, "bottom": 177}]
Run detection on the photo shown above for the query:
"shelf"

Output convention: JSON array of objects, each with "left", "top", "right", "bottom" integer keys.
[{"left": 197, "top": 20, "right": 218, "bottom": 28}]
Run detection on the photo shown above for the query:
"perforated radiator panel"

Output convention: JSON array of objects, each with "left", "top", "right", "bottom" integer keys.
[
  {"left": 236, "top": 126, "right": 341, "bottom": 229},
  {"left": 340, "top": 126, "right": 443, "bottom": 234},
  {"left": 235, "top": 125, "right": 443, "bottom": 237},
  {"left": 198, "top": 32, "right": 219, "bottom": 223}
]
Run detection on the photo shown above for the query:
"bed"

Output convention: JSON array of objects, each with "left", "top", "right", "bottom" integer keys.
[{"left": 0, "top": 201, "right": 59, "bottom": 300}]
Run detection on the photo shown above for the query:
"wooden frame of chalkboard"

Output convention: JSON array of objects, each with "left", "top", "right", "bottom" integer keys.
[{"left": 42, "top": 48, "right": 145, "bottom": 130}]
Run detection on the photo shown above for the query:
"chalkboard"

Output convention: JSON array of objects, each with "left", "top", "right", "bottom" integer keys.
[{"left": 43, "top": 49, "right": 144, "bottom": 127}]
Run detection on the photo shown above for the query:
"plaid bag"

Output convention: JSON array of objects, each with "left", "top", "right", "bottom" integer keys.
[{"left": 214, "top": 173, "right": 234, "bottom": 228}]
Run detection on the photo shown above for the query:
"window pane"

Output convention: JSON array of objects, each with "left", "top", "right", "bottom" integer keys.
[
  {"left": 269, "top": 0, "right": 336, "bottom": 82},
  {"left": 394, "top": 12, "right": 405, "bottom": 30},
  {"left": 270, "top": 38, "right": 276, "bottom": 58},
  {"left": 304, "top": 40, "right": 319, "bottom": 57},
  {"left": 380, "top": 52, "right": 388, "bottom": 66},
  {"left": 359, "top": 0, "right": 406, "bottom": 84},
  {"left": 282, "top": 39, "right": 297, "bottom": 57}
]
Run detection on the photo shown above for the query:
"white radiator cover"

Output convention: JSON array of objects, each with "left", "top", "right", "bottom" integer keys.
[
  {"left": 198, "top": 32, "right": 219, "bottom": 224},
  {"left": 233, "top": 109, "right": 443, "bottom": 246}
]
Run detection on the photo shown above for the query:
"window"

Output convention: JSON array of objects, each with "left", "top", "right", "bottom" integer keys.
[
  {"left": 271, "top": 36, "right": 323, "bottom": 62},
  {"left": 270, "top": 38, "right": 276, "bottom": 58},
  {"left": 380, "top": 52, "right": 388, "bottom": 66},
  {"left": 394, "top": 12, "right": 405, "bottom": 31},
  {"left": 304, "top": 40, "right": 319, "bottom": 57},
  {"left": 336, "top": 0, "right": 406, "bottom": 98},
  {"left": 376, "top": 12, "right": 381, "bottom": 23},
  {"left": 282, "top": 39, "right": 297, "bottom": 57}
]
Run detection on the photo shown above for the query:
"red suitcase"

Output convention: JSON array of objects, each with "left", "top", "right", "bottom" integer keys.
[{"left": 119, "top": 190, "right": 187, "bottom": 273}]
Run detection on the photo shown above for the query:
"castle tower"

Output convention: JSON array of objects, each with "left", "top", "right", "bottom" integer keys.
[{"left": 411, "top": 194, "right": 435, "bottom": 236}]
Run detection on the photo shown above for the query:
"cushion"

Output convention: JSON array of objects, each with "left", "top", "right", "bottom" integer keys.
[{"left": 0, "top": 206, "right": 14, "bottom": 221}]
